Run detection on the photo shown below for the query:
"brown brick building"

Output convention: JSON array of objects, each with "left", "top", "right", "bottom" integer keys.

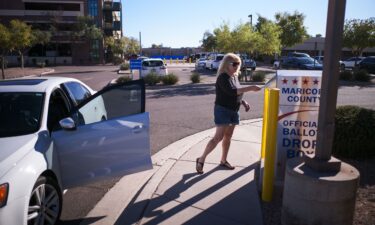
[{"left": 0, "top": 0, "right": 122, "bottom": 65}]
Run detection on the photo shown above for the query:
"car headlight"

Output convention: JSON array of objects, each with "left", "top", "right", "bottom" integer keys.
[{"left": 0, "top": 183, "right": 9, "bottom": 208}]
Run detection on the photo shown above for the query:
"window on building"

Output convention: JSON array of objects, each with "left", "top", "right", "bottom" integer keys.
[{"left": 25, "top": 3, "right": 80, "bottom": 11}]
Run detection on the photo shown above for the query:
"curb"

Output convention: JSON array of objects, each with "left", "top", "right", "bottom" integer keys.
[
  {"left": 20, "top": 69, "right": 55, "bottom": 78},
  {"left": 81, "top": 118, "right": 263, "bottom": 225}
]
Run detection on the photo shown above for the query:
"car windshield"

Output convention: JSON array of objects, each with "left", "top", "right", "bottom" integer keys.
[
  {"left": 216, "top": 56, "right": 224, "bottom": 60},
  {"left": 142, "top": 60, "right": 164, "bottom": 67},
  {"left": 0, "top": 92, "right": 44, "bottom": 137}
]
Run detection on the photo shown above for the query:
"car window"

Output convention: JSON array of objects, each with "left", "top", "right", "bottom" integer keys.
[
  {"left": 76, "top": 81, "right": 145, "bottom": 126},
  {"left": 216, "top": 55, "right": 224, "bottom": 60},
  {"left": 0, "top": 92, "right": 44, "bottom": 137},
  {"left": 142, "top": 60, "right": 163, "bottom": 67},
  {"left": 63, "top": 81, "right": 92, "bottom": 106},
  {"left": 48, "top": 89, "right": 70, "bottom": 131}
]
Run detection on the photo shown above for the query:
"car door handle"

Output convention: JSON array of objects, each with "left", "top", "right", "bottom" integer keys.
[{"left": 132, "top": 125, "right": 143, "bottom": 133}]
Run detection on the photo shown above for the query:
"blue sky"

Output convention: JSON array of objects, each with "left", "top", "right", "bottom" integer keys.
[{"left": 122, "top": 0, "right": 374, "bottom": 48}]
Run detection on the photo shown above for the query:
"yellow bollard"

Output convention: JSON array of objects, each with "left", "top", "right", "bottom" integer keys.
[
  {"left": 189, "top": 58, "right": 191, "bottom": 64},
  {"left": 163, "top": 59, "right": 166, "bottom": 65},
  {"left": 261, "top": 88, "right": 270, "bottom": 160},
  {"left": 170, "top": 58, "right": 172, "bottom": 64},
  {"left": 176, "top": 59, "right": 179, "bottom": 64},
  {"left": 261, "top": 88, "right": 280, "bottom": 202}
]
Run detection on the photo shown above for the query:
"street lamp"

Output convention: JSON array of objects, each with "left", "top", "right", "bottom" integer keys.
[{"left": 248, "top": 14, "right": 252, "bottom": 27}]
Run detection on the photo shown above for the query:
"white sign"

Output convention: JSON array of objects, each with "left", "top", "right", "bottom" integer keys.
[{"left": 276, "top": 70, "right": 322, "bottom": 180}]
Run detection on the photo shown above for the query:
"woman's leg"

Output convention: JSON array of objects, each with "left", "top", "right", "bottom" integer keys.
[
  {"left": 221, "top": 125, "right": 236, "bottom": 163},
  {"left": 198, "top": 125, "right": 226, "bottom": 163}
]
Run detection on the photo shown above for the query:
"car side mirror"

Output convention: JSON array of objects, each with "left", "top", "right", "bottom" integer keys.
[{"left": 59, "top": 117, "right": 76, "bottom": 131}]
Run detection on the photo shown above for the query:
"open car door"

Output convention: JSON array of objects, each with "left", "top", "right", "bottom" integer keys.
[{"left": 52, "top": 80, "right": 152, "bottom": 189}]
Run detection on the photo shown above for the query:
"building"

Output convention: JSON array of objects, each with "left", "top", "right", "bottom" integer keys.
[
  {"left": 0, "top": 0, "right": 122, "bottom": 65},
  {"left": 283, "top": 37, "right": 375, "bottom": 59},
  {"left": 141, "top": 47, "right": 203, "bottom": 59}
]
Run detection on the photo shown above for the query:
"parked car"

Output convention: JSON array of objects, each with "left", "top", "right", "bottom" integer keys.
[
  {"left": 339, "top": 57, "right": 365, "bottom": 70},
  {"left": 205, "top": 53, "right": 224, "bottom": 70},
  {"left": 195, "top": 57, "right": 207, "bottom": 70},
  {"left": 237, "top": 54, "right": 256, "bottom": 71},
  {"left": 287, "top": 52, "right": 311, "bottom": 58},
  {"left": 280, "top": 57, "right": 323, "bottom": 70},
  {"left": 313, "top": 56, "right": 324, "bottom": 64},
  {"left": 0, "top": 77, "right": 152, "bottom": 225},
  {"left": 141, "top": 58, "right": 168, "bottom": 77},
  {"left": 358, "top": 56, "right": 375, "bottom": 74}
]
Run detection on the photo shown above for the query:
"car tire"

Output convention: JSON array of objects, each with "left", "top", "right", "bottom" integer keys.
[{"left": 28, "top": 176, "right": 62, "bottom": 225}]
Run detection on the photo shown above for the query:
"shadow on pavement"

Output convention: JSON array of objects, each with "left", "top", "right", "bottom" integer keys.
[{"left": 116, "top": 162, "right": 259, "bottom": 225}]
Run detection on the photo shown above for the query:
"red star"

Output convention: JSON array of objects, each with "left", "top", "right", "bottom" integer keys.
[
  {"left": 303, "top": 78, "right": 309, "bottom": 85},
  {"left": 292, "top": 78, "right": 298, "bottom": 84},
  {"left": 313, "top": 79, "right": 319, "bottom": 85},
  {"left": 282, "top": 78, "right": 288, "bottom": 84}
]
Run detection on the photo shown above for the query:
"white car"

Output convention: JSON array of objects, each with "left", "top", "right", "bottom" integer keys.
[
  {"left": 0, "top": 77, "right": 152, "bottom": 225},
  {"left": 141, "top": 58, "right": 168, "bottom": 77},
  {"left": 205, "top": 54, "right": 224, "bottom": 70},
  {"left": 195, "top": 57, "right": 207, "bottom": 70},
  {"left": 339, "top": 57, "right": 365, "bottom": 70}
]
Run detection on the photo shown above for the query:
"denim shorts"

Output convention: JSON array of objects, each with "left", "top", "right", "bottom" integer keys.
[{"left": 214, "top": 104, "right": 240, "bottom": 126}]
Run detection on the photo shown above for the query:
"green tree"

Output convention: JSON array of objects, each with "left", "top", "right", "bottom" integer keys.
[
  {"left": 231, "top": 23, "right": 259, "bottom": 54},
  {"left": 275, "top": 11, "right": 309, "bottom": 48},
  {"left": 343, "top": 18, "right": 375, "bottom": 56},
  {"left": 9, "top": 20, "right": 34, "bottom": 69},
  {"left": 151, "top": 43, "right": 163, "bottom": 48},
  {"left": 0, "top": 24, "right": 12, "bottom": 79},
  {"left": 254, "top": 15, "right": 272, "bottom": 32},
  {"left": 201, "top": 31, "right": 217, "bottom": 52},
  {"left": 214, "top": 23, "right": 233, "bottom": 53},
  {"left": 255, "top": 19, "right": 281, "bottom": 55},
  {"left": 72, "top": 16, "right": 103, "bottom": 41},
  {"left": 124, "top": 37, "right": 140, "bottom": 55}
]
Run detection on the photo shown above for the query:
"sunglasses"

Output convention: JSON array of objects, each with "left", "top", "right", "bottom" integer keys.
[{"left": 230, "top": 62, "right": 240, "bottom": 67}]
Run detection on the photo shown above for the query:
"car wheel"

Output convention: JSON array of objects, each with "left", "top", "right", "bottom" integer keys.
[{"left": 28, "top": 176, "right": 62, "bottom": 225}]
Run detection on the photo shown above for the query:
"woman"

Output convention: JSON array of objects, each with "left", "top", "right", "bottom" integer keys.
[{"left": 196, "top": 53, "right": 261, "bottom": 174}]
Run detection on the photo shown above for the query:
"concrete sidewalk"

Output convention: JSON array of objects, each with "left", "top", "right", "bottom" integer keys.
[{"left": 81, "top": 119, "right": 264, "bottom": 225}]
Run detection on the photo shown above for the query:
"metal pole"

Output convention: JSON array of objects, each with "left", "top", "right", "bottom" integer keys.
[
  {"left": 248, "top": 14, "right": 252, "bottom": 27},
  {"left": 139, "top": 31, "right": 142, "bottom": 56},
  {"left": 308, "top": 0, "right": 346, "bottom": 169}
]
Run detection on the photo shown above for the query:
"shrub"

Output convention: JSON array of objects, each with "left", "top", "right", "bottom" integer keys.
[
  {"left": 143, "top": 72, "right": 161, "bottom": 86},
  {"left": 120, "top": 62, "right": 130, "bottom": 71},
  {"left": 353, "top": 70, "right": 370, "bottom": 82},
  {"left": 161, "top": 73, "right": 179, "bottom": 85},
  {"left": 252, "top": 71, "right": 266, "bottom": 82},
  {"left": 116, "top": 75, "right": 132, "bottom": 83},
  {"left": 339, "top": 71, "right": 353, "bottom": 81},
  {"left": 113, "top": 56, "right": 123, "bottom": 65},
  {"left": 190, "top": 72, "right": 201, "bottom": 83},
  {"left": 333, "top": 105, "right": 375, "bottom": 158}
]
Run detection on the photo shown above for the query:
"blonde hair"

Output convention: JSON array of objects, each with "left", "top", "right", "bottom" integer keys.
[{"left": 217, "top": 53, "right": 241, "bottom": 76}]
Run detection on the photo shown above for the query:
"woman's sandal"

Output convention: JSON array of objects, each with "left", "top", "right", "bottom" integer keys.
[
  {"left": 196, "top": 158, "right": 204, "bottom": 174},
  {"left": 220, "top": 161, "right": 235, "bottom": 170}
]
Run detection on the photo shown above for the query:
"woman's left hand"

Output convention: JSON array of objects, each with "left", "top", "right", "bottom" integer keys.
[{"left": 242, "top": 100, "right": 250, "bottom": 112}]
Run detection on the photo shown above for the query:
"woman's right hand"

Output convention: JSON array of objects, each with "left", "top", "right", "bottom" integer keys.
[{"left": 252, "top": 85, "right": 261, "bottom": 91}]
